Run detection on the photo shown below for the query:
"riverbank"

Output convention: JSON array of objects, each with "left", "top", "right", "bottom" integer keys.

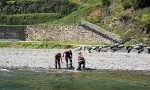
[{"left": 0, "top": 48, "right": 150, "bottom": 72}]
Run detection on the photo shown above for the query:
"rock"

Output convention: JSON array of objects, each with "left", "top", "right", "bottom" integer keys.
[
  {"left": 92, "top": 46, "right": 99, "bottom": 51},
  {"left": 74, "top": 46, "right": 82, "bottom": 52},
  {"left": 131, "top": 44, "right": 146, "bottom": 54},
  {"left": 6, "top": 61, "right": 9, "bottom": 63},
  {"left": 141, "top": 47, "right": 148, "bottom": 54},
  {"left": 83, "top": 46, "right": 92, "bottom": 53},
  {"left": 126, "top": 46, "right": 133, "bottom": 53},
  {"left": 133, "top": 43, "right": 145, "bottom": 50},
  {"left": 146, "top": 46, "right": 150, "bottom": 54},
  {"left": 93, "top": 46, "right": 102, "bottom": 52},
  {"left": 119, "top": 15, "right": 131, "bottom": 24},
  {"left": 110, "top": 46, "right": 120, "bottom": 52},
  {"left": 110, "top": 44, "right": 125, "bottom": 52},
  {"left": 100, "top": 46, "right": 110, "bottom": 52}
]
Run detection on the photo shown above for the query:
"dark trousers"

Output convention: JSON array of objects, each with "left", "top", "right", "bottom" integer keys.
[
  {"left": 55, "top": 59, "right": 61, "bottom": 69},
  {"left": 77, "top": 60, "right": 85, "bottom": 70},
  {"left": 65, "top": 57, "right": 72, "bottom": 68}
]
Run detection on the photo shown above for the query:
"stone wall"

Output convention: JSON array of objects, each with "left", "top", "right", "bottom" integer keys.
[
  {"left": 0, "top": 26, "right": 26, "bottom": 41},
  {"left": 0, "top": 24, "right": 121, "bottom": 43},
  {"left": 25, "top": 25, "right": 112, "bottom": 43}
]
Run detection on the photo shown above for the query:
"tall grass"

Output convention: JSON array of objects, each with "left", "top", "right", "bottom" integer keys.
[
  {"left": 45, "top": 0, "right": 102, "bottom": 25},
  {"left": 0, "top": 41, "right": 73, "bottom": 49},
  {"left": 0, "top": 40, "right": 110, "bottom": 49},
  {"left": 0, "top": 13, "right": 62, "bottom": 25}
]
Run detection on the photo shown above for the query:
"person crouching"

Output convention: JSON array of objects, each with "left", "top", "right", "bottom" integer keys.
[
  {"left": 77, "top": 52, "right": 85, "bottom": 70},
  {"left": 55, "top": 53, "right": 62, "bottom": 69}
]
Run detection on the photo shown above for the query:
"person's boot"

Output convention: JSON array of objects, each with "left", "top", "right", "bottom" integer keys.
[
  {"left": 58, "top": 65, "right": 61, "bottom": 69},
  {"left": 70, "top": 63, "right": 73, "bottom": 68},
  {"left": 82, "top": 65, "right": 85, "bottom": 70},
  {"left": 76, "top": 67, "right": 81, "bottom": 70},
  {"left": 66, "top": 64, "right": 68, "bottom": 68},
  {"left": 55, "top": 65, "right": 57, "bottom": 69},
  {"left": 76, "top": 64, "right": 81, "bottom": 70}
]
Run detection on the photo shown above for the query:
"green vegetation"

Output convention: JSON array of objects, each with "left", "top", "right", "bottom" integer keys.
[
  {"left": 0, "top": 0, "right": 77, "bottom": 15},
  {"left": 121, "top": 0, "right": 133, "bottom": 10},
  {"left": 97, "top": 0, "right": 150, "bottom": 44},
  {"left": 102, "top": 0, "right": 110, "bottom": 8},
  {"left": 0, "top": 71, "right": 150, "bottom": 90},
  {"left": 0, "top": 0, "right": 102, "bottom": 25},
  {"left": 121, "top": 0, "right": 150, "bottom": 10},
  {"left": 0, "top": 40, "right": 109, "bottom": 48},
  {"left": 0, "top": 13, "right": 61, "bottom": 25},
  {"left": 0, "top": 0, "right": 150, "bottom": 44},
  {"left": 0, "top": 0, "right": 78, "bottom": 25},
  {"left": 46, "top": 0, "right": 102, "bottom": 25},
  {"left": 132, "top": 0, "right": 150, "bottom": 10},
  {"left": 0, "top": 41, "right": 73, "bottom": 49}
]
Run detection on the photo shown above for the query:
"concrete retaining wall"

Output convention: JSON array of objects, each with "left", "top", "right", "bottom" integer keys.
[
  {"left": 0, "top": 26, "right": 26, "bottom": 41},
  {"left": 0, "top": 21, "right": 122, "bottom": 44},
  {"left": 25, "top": 25, "right": 112, "bottom": 43}
]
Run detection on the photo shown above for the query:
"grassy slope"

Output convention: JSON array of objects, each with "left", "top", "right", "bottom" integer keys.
[
  {"left": 0, "top": 13, "right": 61, "bottom": 25},
  {"left": 98, "top": 0, "right": 150, "bottom": 45},
  {"left": 43, "top": 0, "right": 101, "bottom": 25},
  {"left": 44, "top": 0, "right": 150, "bottom": 44},
  {"left": 0, "top": 0, "right": 149, "bottom": 45}
]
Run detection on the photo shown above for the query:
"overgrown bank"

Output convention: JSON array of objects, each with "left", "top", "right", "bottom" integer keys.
[
  {"left": 0, "top": 41, "right": 73, "bottom": 49},
  {"left": 0, "top": 40, "right": 108, "bottom": 49}
]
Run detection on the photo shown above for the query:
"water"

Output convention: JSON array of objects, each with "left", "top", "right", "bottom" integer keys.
[{"left": 0, "top": 71, "right": 150, "bottom": 90}]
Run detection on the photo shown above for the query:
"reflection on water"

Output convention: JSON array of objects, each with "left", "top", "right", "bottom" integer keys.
[{"left": 0, "top": 71, "right": 150, "bottom": 90}]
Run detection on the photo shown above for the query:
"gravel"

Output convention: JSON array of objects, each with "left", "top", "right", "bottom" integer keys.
[{"left": 0, "top": 48, "right": 150, "bottom": 71}]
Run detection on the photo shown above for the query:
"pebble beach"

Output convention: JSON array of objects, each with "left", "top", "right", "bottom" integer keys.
[{"left": 0, "top": 48, "right": 150, "bottom": 71}]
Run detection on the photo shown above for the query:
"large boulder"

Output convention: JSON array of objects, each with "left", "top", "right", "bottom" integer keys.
[{"left": 100, "top": 46, "right": 110, "bottom": 52}]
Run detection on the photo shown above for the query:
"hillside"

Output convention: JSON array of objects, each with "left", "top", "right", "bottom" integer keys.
[
  {"left": 0, "top": 0, "right": 78, "bottom": 25},
  {"left": 0, "top": 0, "right": 150, "bottom": 44},
  {"left": 96, "top": 0, "right": 150, "bottom": 45}
]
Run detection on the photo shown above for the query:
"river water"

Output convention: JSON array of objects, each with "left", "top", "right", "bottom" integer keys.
[{"left": 0, "top": 70, "right": 150, "bottom": 90}]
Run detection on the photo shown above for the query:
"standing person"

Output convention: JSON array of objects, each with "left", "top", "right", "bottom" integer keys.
[
  {"left": 54, "top": 53, "right": 62, "bottom": 69},
  {"left": 77, "top": 52, "right": 85, "bottom": 70},
  {"left": 63, "top": 50, "right": 73, "bottom": 68}
]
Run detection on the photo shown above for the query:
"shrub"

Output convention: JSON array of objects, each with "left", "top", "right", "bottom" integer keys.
[
  {"left": 102, "top": 0, "right": 110, "bottom": 8},
  {"left": 132, "top": 0, "right": 150, "bottom": 10},
  {"left": 0, "top": 0, "right": 78, "bottom": 15},
  {"left": 121, "top": 0, "right": 132, "bottom": 10},
  {"left": 0, "top": 13, "right": 62, "bottom": 25},
  {"left": 121, "top": 0, "right": 150, "bottom": 10}
]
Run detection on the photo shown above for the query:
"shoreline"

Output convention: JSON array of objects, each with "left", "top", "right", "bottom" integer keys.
[
  {"left": 1, "top": 66, "right": 150, "bottom": 75},
  {"left": 0, "top": 48, "right": 150, "bottom": 72}
]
